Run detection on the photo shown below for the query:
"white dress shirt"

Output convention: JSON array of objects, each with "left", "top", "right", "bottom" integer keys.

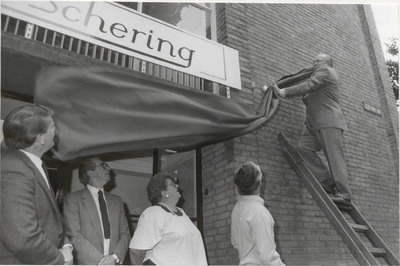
[{"left": 20, "top": 149, "right": 50, "bottom": 189}]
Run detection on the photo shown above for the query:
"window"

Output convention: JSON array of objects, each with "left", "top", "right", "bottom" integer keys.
[{"left": 117, "top": 2, "right": 215, "bottom": 40}]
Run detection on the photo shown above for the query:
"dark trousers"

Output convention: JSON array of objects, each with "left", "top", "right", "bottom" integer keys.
[{"left": 296, "top": 127, "right": 351, "bottom": 200}]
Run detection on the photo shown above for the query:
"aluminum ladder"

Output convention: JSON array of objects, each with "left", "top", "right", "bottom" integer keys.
[{"left": 278, "top": 132, "right": 399, "bottom": 266}]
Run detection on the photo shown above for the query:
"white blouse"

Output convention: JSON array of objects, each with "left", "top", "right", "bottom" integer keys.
[{"left": 129, "top": 205, "right": 207, "bottom": 266}]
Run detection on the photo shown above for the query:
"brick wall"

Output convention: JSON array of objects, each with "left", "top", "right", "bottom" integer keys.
[{"left": 202, "top": 3, "right": 399, "bottom": 265}]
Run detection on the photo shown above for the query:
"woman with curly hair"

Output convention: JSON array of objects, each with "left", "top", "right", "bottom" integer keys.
[{"left": 129, "top": 172, "right": 207, "bottom": 265}]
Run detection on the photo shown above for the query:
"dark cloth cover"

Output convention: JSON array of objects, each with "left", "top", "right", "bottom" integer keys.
[{"left": 34, "top": 65, "right": 312, "bottom": 161}]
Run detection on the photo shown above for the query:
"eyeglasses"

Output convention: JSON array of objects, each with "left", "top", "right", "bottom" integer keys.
[
  {"left": 167, "top": 182, "right": 178, "bottom": 188},
  {"left": 167, "top": 179, "right": 179, "bottom": 188},
  {"left": 94, "top": 162, "right": 110, "bottom": 170}
]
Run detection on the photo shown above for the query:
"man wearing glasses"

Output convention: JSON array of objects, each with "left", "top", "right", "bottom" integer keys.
[{"left": 63, "top": 157, "right": 130, "bottom": 265}]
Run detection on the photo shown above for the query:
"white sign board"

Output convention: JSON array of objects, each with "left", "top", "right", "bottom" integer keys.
[{"left": 1, "top": 1, "right": 242, "bottom": 89}]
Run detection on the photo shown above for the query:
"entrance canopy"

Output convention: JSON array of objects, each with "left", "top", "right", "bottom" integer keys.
[{"left": 34, "top": 65, "right": 312, "bottom": 161}]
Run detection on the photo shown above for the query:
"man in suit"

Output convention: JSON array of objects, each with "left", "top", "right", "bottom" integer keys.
[
  {"left": 0, "top": 104, "right": 73, "bottom": 264},
  {"left": 63, "top": 157, "right": 130, "bottom": 265},
  {"left": 269, "top": 53, "right": 351, "bottom": 206}
]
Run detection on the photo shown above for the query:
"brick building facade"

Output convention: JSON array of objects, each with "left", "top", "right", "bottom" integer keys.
[
  {"left": 202, "top": 4, "right": 399, "bottom": 265},
  {"left": 1, "top": 3, "right": 398, "bottom": 265}
]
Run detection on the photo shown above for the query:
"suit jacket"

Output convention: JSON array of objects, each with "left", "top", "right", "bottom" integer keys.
[
  {"left": 63, "top": 187, "right": 130, "bottom": 265},
  {"left": 0, "top": 148, "right": 69, "bottom": 264},
  {"left": 284, "top": 65, "right": 347, "bottom": 132}
]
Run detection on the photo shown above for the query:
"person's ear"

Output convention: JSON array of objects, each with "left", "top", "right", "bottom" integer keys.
[
  {"left": 234, "top": 184, "right": 239, "bottom": 194},
  {"left": 36, "top": 134, "right": 45, "bottom": 145},
  {"left": 87, "top": 170, "right": 95, "bottom": 178}
]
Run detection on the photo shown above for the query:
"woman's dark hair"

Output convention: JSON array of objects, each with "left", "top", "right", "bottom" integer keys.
[
  {"left": 147, "top": 172, "right": 174, "bottom": 205},
  {"left": 234, "top": 162, "right": 261, "bottom": 195},
  {"left": 3, "top": 104, "right": 53, "bottom": 149}
]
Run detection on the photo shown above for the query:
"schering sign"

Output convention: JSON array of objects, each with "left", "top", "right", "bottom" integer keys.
[{"left": 1, "top": 1, "right": 242, "bottom": 89}]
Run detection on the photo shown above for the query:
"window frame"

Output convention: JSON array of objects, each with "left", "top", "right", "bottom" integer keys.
[{"left": 136, "top": 2, "right": 217, "bottom": 42}]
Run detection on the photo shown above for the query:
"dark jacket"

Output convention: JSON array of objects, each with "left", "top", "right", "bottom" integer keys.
[{"left": 0, "top": 148, "right": 69, "bottom": 264}]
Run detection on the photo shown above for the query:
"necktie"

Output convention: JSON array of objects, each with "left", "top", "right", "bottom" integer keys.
[{"left": 98, "top": 190, "right": 110, "bottom": 239}]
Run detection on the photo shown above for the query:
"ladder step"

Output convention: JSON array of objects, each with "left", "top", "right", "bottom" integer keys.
[
  {"left": 370, "top": 247, "right": 387, "bottom": 257},
  {"left": 337, "top": 204, "right": 352, "bottom": 212},
  {"left": 349, "top": 223, "right": 368, "bottom": 233},
  {"left": 278, "top": 132, "right": 400, "bottom": 266}
]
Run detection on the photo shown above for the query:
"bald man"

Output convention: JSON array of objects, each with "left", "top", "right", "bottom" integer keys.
[{"left": 269, "top": 54, "right": 351, "bottom": 206}]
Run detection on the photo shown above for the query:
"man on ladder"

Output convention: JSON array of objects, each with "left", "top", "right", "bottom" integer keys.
[{"left": 268, "top": 53, "right": 351, "bottom": 207}]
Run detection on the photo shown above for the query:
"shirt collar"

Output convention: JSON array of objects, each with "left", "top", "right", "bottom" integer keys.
[
  {"left": 20, "top": 149, "right": 42, "bottom": 169},
  {"left": 87, "top": 184, "right": 104, "bottom": 196},
  {"left": 239, "top": 195, "right": 264, "bottom": 205}
]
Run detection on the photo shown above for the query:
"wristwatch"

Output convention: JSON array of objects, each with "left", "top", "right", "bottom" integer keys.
[{"left": 112, "top": 253, "right": 121, "bottom": 264}]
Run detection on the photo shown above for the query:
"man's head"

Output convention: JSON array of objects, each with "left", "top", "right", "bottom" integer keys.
[
  {"left": 3, "top": 104, "right": 55, "bottom": 151},
  {"left": 313, "top": 53, "right": 333, "bottom": 69},
  {"left": 79, "top": 157, "right": 111, "bottom": 189},
  {"left": 234, "top": 161, "right": 262, "bottom": 195}
]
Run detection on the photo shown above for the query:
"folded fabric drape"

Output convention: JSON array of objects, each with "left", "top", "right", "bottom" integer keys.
[{"left": 34, "top": 65, "right": 312, "bottom": 161}]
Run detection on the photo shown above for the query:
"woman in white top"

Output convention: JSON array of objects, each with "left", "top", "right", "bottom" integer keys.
[{"left": 129, "top": 173, "right": 208, "bottom": 266}]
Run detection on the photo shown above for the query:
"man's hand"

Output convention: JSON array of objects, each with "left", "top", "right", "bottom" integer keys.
[
  {"left": 267, "top": 78, "right": 285, "bottom": 97},
  {"left": 99, "top": 255, "right": 117, "bottom": 265},
  {"left": 60, "top": 246, "right": 73, "bottom": 265}
]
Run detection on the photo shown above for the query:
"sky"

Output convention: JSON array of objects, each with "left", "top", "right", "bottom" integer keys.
[{"left": 371, "top": 4, "right": 399, "bottom": 60}]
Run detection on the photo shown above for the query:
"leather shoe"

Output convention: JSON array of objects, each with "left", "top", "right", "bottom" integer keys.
[{"left": 331, "top": 196, "right": 351, "bottom": 206}]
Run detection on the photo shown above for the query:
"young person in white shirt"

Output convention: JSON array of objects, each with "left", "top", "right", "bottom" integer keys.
[{"left": 231, "top": 161, "right": 285, "bottom": 266}]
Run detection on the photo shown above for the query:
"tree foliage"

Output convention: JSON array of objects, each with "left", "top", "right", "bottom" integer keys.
[{"left": 385, "top": 37, "right": 399, "bottom": 101}]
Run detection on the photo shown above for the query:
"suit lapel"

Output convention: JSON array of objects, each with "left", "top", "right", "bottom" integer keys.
[
  {"left": 104, "top": 192, "right": 118, "bottom": 250},
  {"left": 81, "top": 188, "right": 104, "bottom": 242},
  {"left": 12, "top": 150, "right": 60, "bottom": 214}
]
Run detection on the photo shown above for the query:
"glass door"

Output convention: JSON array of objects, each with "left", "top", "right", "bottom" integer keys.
[{"left": 160, "top": 150, "right": 197, "bottom": 219}]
